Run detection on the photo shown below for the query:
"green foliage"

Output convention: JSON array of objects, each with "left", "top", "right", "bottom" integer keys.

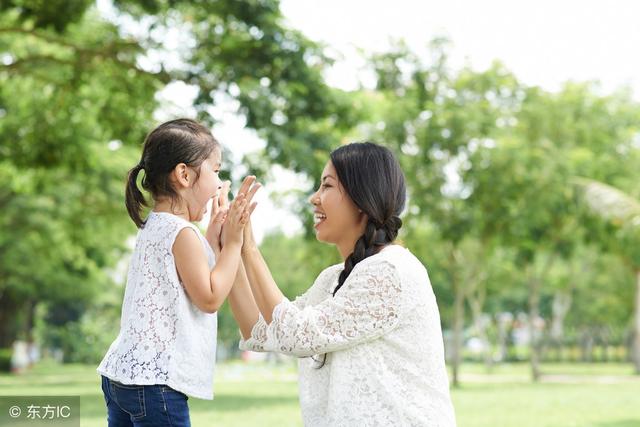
[
  {"left": 0, "top": 348, "right": 11, "bottom": 371},
  {"left": 0, "top": 0, "right": 352, "bottom": 357},
  {"left": 2, "top": 0, "right": 639, "bottom": 368}
]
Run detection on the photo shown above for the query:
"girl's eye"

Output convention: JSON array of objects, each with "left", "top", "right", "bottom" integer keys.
[{"left": 321, "top": 184, "right": 331, "bottom": 189}]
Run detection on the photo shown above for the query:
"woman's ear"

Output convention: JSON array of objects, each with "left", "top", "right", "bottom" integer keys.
[
  {"left": 358, "top": 211, "right": 368, "bottom": 226},
  {"left": 172, "top": 163, "right": 191, "bottom": 188}
]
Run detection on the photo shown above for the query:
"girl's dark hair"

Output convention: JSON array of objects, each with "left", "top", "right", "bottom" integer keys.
[
  {"left": 330, "top": 142, "right": 406, "bottom": 295},
  {"left": 125, "top": 118, "right": 220, "bottom": 228}
]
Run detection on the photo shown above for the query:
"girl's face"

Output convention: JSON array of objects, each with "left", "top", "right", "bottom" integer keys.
[
  {"left": 309, "top": 161, "right": 367, "bottom": 256},
  {"left": 187, "top": 148, "right": 223, "bottom": 222}
]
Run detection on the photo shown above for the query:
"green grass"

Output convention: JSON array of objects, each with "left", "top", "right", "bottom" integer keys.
[{"left": 0, "top": 361, "right": 639, "bottom": 427}]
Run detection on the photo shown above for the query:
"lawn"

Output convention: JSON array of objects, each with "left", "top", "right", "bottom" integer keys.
[{"left": 0, "top": 361, "right": 638, "bottom": 427}]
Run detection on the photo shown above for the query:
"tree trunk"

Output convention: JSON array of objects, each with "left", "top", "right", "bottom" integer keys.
[
  {"left": 0, "top": 290, "right": 24, "bottom": 348},
  {"left": 528, "top": 272, "right": 541, "bottom": 382},
  {"left": 633, "top": 269, "right": 640, "bottom": 374},
  {"left": 451, "top": 277, "right": 465, "bottom": 387},
  {"left": 468, "top": 297, "right": 492, "bottom": 371}
]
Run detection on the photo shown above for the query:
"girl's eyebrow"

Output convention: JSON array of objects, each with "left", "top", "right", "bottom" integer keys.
[{"left": 322, "top": 175, "right": 336, "bottom": 182}]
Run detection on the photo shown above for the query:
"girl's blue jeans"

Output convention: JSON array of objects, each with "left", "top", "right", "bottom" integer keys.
[{"left": 101, "top": 375, "right": 191, "bottom": 427}]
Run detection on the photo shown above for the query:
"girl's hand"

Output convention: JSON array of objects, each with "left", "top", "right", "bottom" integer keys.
[
  {"left": 221, "top": 176, "right": 261, "bottom": 246},
  {"left": 205, "top": 180, "right": 231, "bottom": 253}
]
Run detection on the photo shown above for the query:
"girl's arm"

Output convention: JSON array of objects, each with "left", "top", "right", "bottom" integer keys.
[
  {"left": 173, "top": 177, "right": 258, "bottom": 314},
  {"left": 173, "top": 226, "right": 242, "bottom": 313},
  {"left": 173, "top": 199, "right": 245, "bottom": 313}
]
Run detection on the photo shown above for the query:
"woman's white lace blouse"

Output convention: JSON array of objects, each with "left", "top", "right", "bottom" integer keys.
[
  {"left": 98, "top": 211, "right": 218, "bottom": 400},
  {"left": 240, "top": 245, "right": 456, "bottom": 426}
]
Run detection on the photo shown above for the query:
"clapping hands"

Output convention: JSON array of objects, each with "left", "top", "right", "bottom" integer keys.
[{"left": 205, "top": 176, "right": 260, "bottom": 253}]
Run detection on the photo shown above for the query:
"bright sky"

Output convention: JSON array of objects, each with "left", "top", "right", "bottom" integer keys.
[
  {"left": 108, "top": 0, "right": 640, "bottom": 241},
  {"left": 280, "top": 0, "right": 640, "bottom": 96},
  {"left": 245, "top": 0, "right": 640, "bottom": 240}
]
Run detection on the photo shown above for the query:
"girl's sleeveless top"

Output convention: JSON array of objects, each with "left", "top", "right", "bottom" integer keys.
[{"left": 98, "top": 211, "right": 218, "bottom": 399}]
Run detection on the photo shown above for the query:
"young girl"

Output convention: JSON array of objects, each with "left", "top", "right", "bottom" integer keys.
[
  {"left": 227, "top": 142, "right": 456, "bottom": 426},
  {"left": 97, "top": 118, "right": 258, "bottom": 426}
]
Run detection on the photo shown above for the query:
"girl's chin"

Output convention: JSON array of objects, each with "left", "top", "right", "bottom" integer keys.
[{"left": 190, "top": 207, "right": 206, "bottom": 222}]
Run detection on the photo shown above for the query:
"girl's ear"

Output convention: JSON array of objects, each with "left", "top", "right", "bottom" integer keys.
[{"left": 172, "top": 163, "right": 191, "bottom": 188}]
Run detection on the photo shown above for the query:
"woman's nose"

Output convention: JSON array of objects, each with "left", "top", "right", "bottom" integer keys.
[{"left": 308, "top": 191, "right": 319, "bottom": 205}]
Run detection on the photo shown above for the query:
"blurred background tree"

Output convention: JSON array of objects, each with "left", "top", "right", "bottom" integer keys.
[
  {"left": 0, "top": 0, "right": 351, "bottom": 361},
  {"left": 1, "top": 0, "right": 639, "bottom": 384}
]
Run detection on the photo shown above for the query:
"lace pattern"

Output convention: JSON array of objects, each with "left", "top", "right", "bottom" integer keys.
[
  {"left": 240, "top": 245, "right": 456, "bottom": 426},
  {"left": 98, "top": 212, "right": 218, "bottom": 400}
]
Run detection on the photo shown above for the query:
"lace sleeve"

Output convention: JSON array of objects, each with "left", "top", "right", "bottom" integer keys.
[
  {"left": 238, "top": 284, "right": 316, "bottom": 352},
  {"left": 239, "top": 312, "right": 273, "bottom": 352},
  {"left": 238, "top": 264, "right": 340, "bottom": 352},
  {"left": 263, "top": 260, "right": 402, "bottom": 357}
]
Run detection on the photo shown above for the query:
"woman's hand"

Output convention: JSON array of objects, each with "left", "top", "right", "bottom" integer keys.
[
  {"left": 242, "top": 216, "right": 258, "bottom": 253},
  {"left": 205, "top": 181, "right": 231, "bottom": 254},
  {"left": 221, "top": 176, "right": 261, "bottom": 247}
]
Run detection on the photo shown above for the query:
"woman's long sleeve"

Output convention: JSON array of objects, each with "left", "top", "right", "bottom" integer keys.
[{"left": 240, "top": 260, "right": 401, "bottom": 357}]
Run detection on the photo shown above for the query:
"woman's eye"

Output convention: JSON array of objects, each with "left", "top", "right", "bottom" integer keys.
[{"left": 321, "top": 184, "right": 331, "bottom": 189}]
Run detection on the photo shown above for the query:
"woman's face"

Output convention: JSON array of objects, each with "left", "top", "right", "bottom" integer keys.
[{"left": 309, "top": 161, "right": 367, "bottom": 251}]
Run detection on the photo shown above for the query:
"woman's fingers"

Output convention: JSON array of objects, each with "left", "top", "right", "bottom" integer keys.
[
  {"left": 236, "top": 176, "right": 256, "bottom": 199},
  {"left": 245, "top": 182, "right": 261, "bottom": 205},
  {"left": 248, "top": 201, "right": 258, "bottom": 215}
]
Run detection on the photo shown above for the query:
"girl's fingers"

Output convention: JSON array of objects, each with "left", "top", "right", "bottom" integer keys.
[
  {"left": 248, "top": 201, "right": 258, "bottom": 215},
  {"left": 209, "top": 198, "right": 219, "bottom": 223},
  {"left": 232, "top": 194, "right": 247, "bottom": 211},
  {"left": 240, "top": 212, "right": 249, "bottom": 225},
  {"left": 219, "top": 181, "right": 231, "bottom": 208},
  {"left": 216, "top": 209, "right": 228, "bottom": 223}
]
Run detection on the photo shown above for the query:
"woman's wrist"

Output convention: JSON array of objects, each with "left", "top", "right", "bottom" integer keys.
[{"left": 241, "top": 240, "right": 259, "bottom": 256}]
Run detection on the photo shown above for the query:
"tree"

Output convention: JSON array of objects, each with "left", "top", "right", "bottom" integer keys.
[
  {"left": 0, "top": 0, "right": 353, "bottom": 356},
  {"left": 575, "top": 178, "right": 640, "bottom": 372}
]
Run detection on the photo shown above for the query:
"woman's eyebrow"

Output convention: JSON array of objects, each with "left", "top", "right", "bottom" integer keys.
[{"left": 322, "top": 175, "right": 336, "bottom": 182}]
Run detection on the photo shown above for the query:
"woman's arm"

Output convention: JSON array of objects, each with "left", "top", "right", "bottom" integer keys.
[
  {"left": 249, "top": 258, "right": 402, "bottom": 357},
  {"left": 240, "top": 219, "right": 285, "bottom": 323},
  {"left": 227, "top": 261, "right": 260, "bottom": 339}
]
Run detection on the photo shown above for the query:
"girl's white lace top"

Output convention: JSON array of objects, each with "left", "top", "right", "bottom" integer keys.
[
  {"left": 240, "top": 245, "right": 456, "bottom": 426},
  {"left": 98, "top": 211, "right": 218, "bottom": 400}
]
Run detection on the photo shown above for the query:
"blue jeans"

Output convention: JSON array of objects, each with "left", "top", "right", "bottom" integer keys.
[{"left": 101, "top": 375, "right": 191, "bottom": 427}]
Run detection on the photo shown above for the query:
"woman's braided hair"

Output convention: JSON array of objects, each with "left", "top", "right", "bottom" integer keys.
[{"left": 330, "top": 142, "right": 406, "bottom": 296}]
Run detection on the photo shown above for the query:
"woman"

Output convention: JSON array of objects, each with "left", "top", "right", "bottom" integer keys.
[{"left": 221, "top": 142, "right": 456, "bottom": 426}]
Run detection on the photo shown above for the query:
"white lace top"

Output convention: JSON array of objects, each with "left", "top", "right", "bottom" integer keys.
[
  {"left": 98, "top": 211, "right": 218, "bottom": 400},
  {"left": 240, "top": 245, "right": 456, "bottom": 426}
]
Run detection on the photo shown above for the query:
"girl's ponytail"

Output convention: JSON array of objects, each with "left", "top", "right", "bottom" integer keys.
[
  {"left": 124, "top": 119, "right": 219, "bottom": 228},
  {"left": 125, "top": 163, "right": 147, "bottom": 228}
]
